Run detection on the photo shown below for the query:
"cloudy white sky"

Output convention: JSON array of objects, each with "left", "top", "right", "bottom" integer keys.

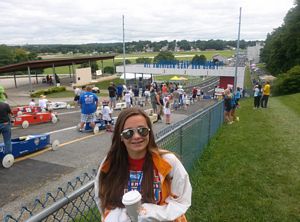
[{"left": 0, "top": 0, "right": 296, "bottom": 45}]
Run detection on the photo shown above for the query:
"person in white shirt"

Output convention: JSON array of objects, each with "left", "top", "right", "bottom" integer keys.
[
  {"left": 124, "top": 90, "right": 132, "bottom": 108},
  {"left": 29, "top": 99, "right": 36, "bottom": 108},
  {"left": 38, "top": 95, "right": 49, "bottom": 110},
  {"left": 101, "top": 100, "right": 113, "bottom": 132}
]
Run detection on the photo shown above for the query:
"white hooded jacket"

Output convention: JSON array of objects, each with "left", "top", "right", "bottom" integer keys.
[{"left": 94, "top": 151, "right": 192, "bottom": 222}]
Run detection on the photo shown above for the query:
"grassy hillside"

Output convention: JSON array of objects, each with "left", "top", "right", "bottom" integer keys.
[{"left": 187, "top": 94, "right": 300, "bottom": 221}]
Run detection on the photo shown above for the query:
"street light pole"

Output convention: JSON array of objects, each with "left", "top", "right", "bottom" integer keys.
[
  {"left": 122, "top": 15, "right": 126, "bottom": 86},
  {"left": 234, "top": 7, "right": 242, "bottom": 92}
]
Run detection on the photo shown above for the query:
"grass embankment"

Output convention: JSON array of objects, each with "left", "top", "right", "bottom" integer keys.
[{"left": 187, "top": 94, "right": 300, "bottom": 221}]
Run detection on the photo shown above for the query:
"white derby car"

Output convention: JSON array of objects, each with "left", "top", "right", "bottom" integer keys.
[{"left": 47, "top": 102, "right": 71, "bottom": 110}]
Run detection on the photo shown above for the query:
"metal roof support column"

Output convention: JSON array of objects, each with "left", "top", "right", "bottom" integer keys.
[
  {"left": 234, "top": 7, "right": 242, "bottom": 92},
  {"left": 27, "top": 66, "right": 32, "bottom": 92},
  {"left": 52, "top": 64, "right": 57, "bottom": 86},
  {"left": 72, "top": 62, "right": 76, "bottom": 84},
  {"left": 35, "top": 71, "right": 38, "bottom": 84},
  {"left": 69, "top": 65, "right": 72, "bottom": 78},
  {"left": 13, "top": 72, "right": 17, "bottom": 88}
]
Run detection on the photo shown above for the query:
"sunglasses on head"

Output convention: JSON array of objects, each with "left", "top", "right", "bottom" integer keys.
[{"left": 120, "top": 127, "right": 150, "bottom": 140}]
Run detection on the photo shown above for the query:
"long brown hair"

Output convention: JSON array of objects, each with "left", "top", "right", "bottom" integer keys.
[{"left": 99, "top": 108, "right": 159, "bottom": 211}]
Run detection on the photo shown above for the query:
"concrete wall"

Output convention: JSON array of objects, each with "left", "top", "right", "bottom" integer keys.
[{"left": 74, "top": 67, "right": 92, "bottom": 86}]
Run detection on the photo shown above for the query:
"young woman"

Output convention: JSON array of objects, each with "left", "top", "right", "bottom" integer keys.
[{"left": 95, "top": 108, "right": 191, "bottom": 222}]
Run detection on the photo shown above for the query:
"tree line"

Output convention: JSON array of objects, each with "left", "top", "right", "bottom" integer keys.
[
  {"left": 260, "top": 0, "right": 300, "bottom": 95},
  {"left": 19, "top": 39, "right": 256, "bottom": 55}
]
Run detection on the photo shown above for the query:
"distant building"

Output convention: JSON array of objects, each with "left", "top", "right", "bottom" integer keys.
[
  {"left": 247, "top": 42, "right": 264, "bottom": 64},
  {"left": 212, "top": 54, "right": 228, "bottom": 65}
]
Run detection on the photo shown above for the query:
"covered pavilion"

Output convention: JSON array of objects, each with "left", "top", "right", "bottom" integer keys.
[{"left": 0, "top": 54, "right": 117, "bottom": 91}]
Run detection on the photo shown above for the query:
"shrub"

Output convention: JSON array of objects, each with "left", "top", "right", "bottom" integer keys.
[
  {"left": 103, "top": 66, "right": 115, "bottom": 74},
  {"left": 30, "top": 86, "right": 66, "bottom": 97},
  {"left": 273, "top": 65, "right": 300, "bottom": 96}
]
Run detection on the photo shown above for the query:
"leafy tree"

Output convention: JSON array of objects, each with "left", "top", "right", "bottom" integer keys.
[
  {"left": 153, "top": 51, "right": 176, "bottom": 63},
  {"left": 177, "top": 40, "right": 191, "bottom": 51},
  {"left": 103, "top": 66, "right": 114, "bottom": 74},
  {"left": 192, "top": 54, "right": 207, "bottom": 64},
  {"left": 273, "top": 65, "right": 300, "bottom": 96},
  {"left": 260, "top": 1, "right": 300, "bottom": 75},
  {"left": 136, "top": 57, "right": 152, "bottom": 64},
  {"left": 0, "top": 45, "right": 15, "bottom": 66}
]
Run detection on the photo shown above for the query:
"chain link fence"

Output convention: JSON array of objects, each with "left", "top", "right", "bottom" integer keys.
[{"left": 3, "top": 101, "right": 224, "bottom": 222}]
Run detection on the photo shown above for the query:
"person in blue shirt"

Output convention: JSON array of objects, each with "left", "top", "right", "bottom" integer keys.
[
  {"left": 78, "top": 86, "right": 98, "bottom": 131},
  {"left": 116, "top": 83, "right": 124, "bottom": 102}
]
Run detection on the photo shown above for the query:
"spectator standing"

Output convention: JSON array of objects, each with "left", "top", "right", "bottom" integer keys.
[
  {"left": 0, "top": 101, "right": 13, "bottom": 159},
  {"left": 73, "top": 86, "right": 81, "bottom": 104},
  {"left": 101, "top": 100, "right": 113, "bottom": 132},
  {"left": 78, "top": 86, "right": 98, "bottom": 131},
  {"left": 133, "top": 85, "right": 139, "bottom": 106},
  {"left": 150, "top": 88, "right": 157, "bottom": 114},
  {"left": 116, "top": 83, "right": 124, "bottom": 102},
  {"left": 54, "top": 73, "right": 60, "bottom": 85},
  {"left": 192, "top": 87, "right": 197, "bottom": 103},
  {"left": 156, "top": 91, "right": 164, "bottom": 122},
  {"left": 235, "top": 87, "right": 241, "bottom": 107},
  {"left": 0, "top": 86, "right": 8, "bottom": 103},
  {"left": 38, "top": 95, "right": 49, "bottom": 110},
  {"left": 253, "top": 85, "right": 262, "bottom": 109},
  {"left": 29, "top": 99, "right": 36, "bottom": 108},
  {"left": 108, "top": 82, "right": 117, "bottom": 109},
  {"left": 223, "top": 89, "right": 233, "bottom": 124},
  {"left": 261, "top": 81, "right": 271, "bottom": 108},
  {"left": 164, "top": 98, "right": 171, "bottom": 124},
  {"left": 94, "top": 108, "right": 191, "bottom": 221},
  {"left": 124, "top": 90, "right": 132, "bottom": 108}
]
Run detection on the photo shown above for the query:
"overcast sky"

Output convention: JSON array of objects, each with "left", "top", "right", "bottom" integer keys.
[{"left": 0, "top": 0, "right": 296, "bottom": 45}]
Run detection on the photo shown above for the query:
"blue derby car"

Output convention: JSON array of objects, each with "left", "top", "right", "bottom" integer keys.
[{"left": 0, "top": 134, "right": 59, "bottom": 168}]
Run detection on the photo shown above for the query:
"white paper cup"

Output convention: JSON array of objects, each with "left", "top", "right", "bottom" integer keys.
[{"left": 122, "top": 190, "right": 142, "bottom": 222}]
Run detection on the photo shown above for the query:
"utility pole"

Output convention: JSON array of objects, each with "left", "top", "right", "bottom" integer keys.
[
  {"left": 234, "top": 7, "right": 242, "bottom": 92},
  {"left": 122, "top": 15, "right": 126, "bottom": 86}
]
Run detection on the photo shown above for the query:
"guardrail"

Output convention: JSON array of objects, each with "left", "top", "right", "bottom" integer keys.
[{"left": 3, "top": 101, "right": 224, "bottom": 222}]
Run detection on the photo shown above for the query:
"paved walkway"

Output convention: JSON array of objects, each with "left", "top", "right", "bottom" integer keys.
[{"left": 4, "top": 74, "right": 119, "bottom": 106}]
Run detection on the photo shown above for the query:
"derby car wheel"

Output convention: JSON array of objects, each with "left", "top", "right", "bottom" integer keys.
[
  {"left": 22, "top": 120, "right": 29, "bottom": 128},
  {"left": 2, "top": 154, "right": 14, "bottom": 168},
  {"left": 51, "top": 116, "right": 58, "bottom": 124},
  {"left": 17, "top": 111, "right": 23, "bottom": 116},
  {"left": 93, "top": 127, "right": 99, "bottom": 134},
  {"left": 51, "top": 140, "right": 60, "bottom": 151}
]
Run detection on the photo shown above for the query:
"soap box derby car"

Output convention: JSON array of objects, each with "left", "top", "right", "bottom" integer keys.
[
  {"left": 12, "top": 111, "right": 58, "bottom": 128},
  {"left": 47, "top": 102, "right": 71, "bottom": 110},
  {"left": 77, "top": 117, "right": 117, "bottom": 134},
  {"left": 0, "top": 134, "right": 59, "bottom": 168},
  {"left": 12, "top": 106, "right": 42, "bottom": 116}
]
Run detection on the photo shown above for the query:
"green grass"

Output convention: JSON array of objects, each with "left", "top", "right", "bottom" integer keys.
[{"left": 187, "top": 94, "right": 300, "bottom": 221}]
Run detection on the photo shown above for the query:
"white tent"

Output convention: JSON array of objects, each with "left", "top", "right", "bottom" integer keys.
[{"left": 119, "top": 73, "right": 152, "bottom": 80}]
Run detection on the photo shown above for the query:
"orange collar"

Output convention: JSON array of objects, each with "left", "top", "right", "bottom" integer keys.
[{"left": 100, "top": 150, "right": 172, "bottom": 178}]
